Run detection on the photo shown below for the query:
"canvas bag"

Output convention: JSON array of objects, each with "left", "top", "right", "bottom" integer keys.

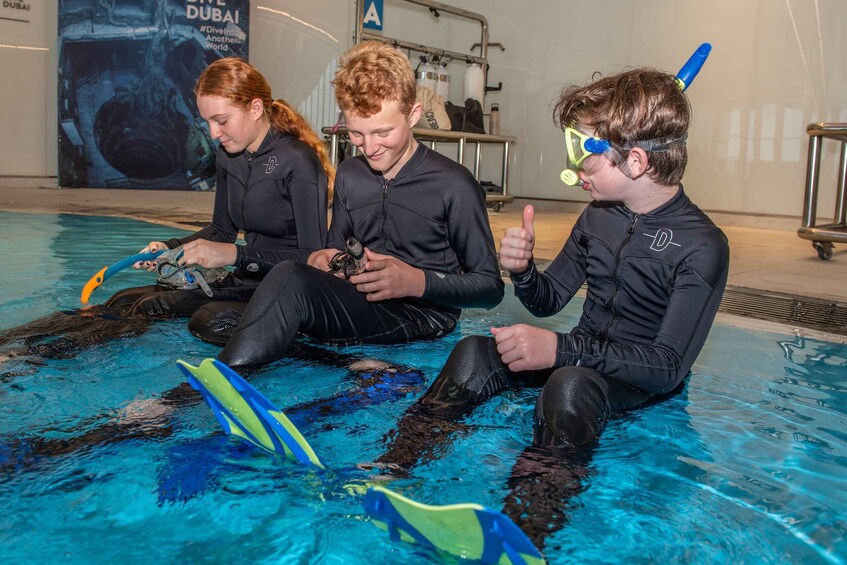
[{"left": 415, "top": 86, "right": 451, "bottom": 130}]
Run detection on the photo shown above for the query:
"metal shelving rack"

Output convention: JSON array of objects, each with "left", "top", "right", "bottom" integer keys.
[
  {"left": 354, "top": 0, "right": 491, "bottom": 103},
  {"left": 329, "top": 0, "right": 514, "bottom": 210}
]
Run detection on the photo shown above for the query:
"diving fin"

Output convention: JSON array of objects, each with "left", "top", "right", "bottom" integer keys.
[
  {"left": 363, "top": 485, "right": 546, "bottom": 565},
  {"left": 177, "top": 358, "right": 323, "bottom": 468}
]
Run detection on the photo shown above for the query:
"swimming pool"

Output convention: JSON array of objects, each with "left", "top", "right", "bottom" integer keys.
[{"left": 0, "top": 211, "right": 845, "bottom": 564}]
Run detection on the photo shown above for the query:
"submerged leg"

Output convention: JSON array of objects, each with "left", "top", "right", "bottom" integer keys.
[
  {"left": 376, "top": 335, "right": 540, "bottom": 472},
  {"left": 0, "top": 274, "right": 261, "bottom": 368},
  {"left": 502, "top": 444, "right": 594, "bottom": 550},
  {"left": 0, "top": 306, "right": 152, "bottom": 367},
  {"left": 503, "top": 367, "right": 655, "bottom": 548},
  {"left": 0, "top": 344, "right": 422, "bottom": 473},
  {"left": 0, "top": 284, "right": 186, "bottom": 364}
]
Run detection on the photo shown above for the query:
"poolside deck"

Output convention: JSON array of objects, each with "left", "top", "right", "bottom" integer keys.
[{"left": 1, "top": 179, "right": 845, "bottom": 317}]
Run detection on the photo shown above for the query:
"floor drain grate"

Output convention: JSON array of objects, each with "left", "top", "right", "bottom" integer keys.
[
  {"left": 507, "top": 261, "right": 847, "bottom": 336},
  {"left": 719, "top": 286, "right": 847, "bottom": 335}
]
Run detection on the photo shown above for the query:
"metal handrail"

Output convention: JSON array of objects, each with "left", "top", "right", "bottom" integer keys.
[{"left": 806, "top": 122, "right": 847, "bottom": 140}]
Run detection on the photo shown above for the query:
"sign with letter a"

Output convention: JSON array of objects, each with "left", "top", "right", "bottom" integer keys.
[{"left": 363, "top": 0, "right": 383, "bottom": 30}]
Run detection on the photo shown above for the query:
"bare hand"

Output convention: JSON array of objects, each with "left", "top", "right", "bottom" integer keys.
[
  {"left": 499, "top": 205, "right": 535, "bottom": 273},
  {"left": 491, "top": 324, "right": 557, "bottom": 372},
  {"left": 308, "top": 248, "right": 343, "bottom": 273},
  {"left": 135, "top": 241, "right": 167, "bottom": 271},
  {"left": 348, "top": 248, "right": 425, "bottom": 301},
  {"left": 177, "top": 240, "right": 237, "bottom": 269}
]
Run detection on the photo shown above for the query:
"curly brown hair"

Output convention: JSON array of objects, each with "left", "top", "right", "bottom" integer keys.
[
  {"left": 194, "top": 57, "right": 335, "bottom": 194},
  {"left": 332, "top": 41, "right": 416, "bottom": 118},
  {"left": 553, "top": 67, "right": 691, "bottom": 185}
]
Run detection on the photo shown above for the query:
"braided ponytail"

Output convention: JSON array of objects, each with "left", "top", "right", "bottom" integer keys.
[{"left": 270, "top": 100, "right": 335, "bottom": 200}]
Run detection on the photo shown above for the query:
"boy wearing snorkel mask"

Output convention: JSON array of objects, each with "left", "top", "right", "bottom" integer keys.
[
  {"left": 492, "top": 66, "right": 729, "bottom": 431},
  {"left": 376, "top": 61, "right": 730, "bottom": 547}
]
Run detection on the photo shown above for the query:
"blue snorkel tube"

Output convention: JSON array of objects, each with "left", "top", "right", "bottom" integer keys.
[
  {"left": 675, "top": 42, "right": 712, "bottom": 91},
  {"left": 81, "top": 250, "right": 165, "bottom": 304}
]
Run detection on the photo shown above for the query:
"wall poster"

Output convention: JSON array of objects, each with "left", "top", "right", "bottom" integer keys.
[{"left": 58, "top": 0, "right": 250, "bottom": 190}]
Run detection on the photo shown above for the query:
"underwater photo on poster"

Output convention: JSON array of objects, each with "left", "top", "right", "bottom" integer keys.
[{"left": 58, "top": 0, "right": 250, "bottom": 190}]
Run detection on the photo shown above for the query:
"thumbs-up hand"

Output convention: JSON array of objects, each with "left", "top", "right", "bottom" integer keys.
[{"left": 499, "top": 205, "right": 536, "bottom": 274}]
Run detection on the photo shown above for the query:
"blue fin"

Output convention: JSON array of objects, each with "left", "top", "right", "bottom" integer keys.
[
  {"left": 177, "top": 359, "right": 322, "bottom": 468},
  {"left": 363, "top": 486, "right": 545, "bottom": 565},
  {"left": 156, "top": 435, "right": 226, "bottom": 504}
]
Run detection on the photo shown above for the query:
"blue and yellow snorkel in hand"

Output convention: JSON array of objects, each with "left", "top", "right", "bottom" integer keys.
[{"left": 80, "top": 250, "right": 165, "bottom": 304}]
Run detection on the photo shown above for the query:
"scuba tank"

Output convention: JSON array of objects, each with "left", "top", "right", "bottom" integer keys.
[
  {"left": 462, "top": 62, "right": 484, "bottom": 103},
  {"left": 416, "top": 56, "right": 438, "bottom": 92},
  {"left": 435, "top": 61, "right": 450, "bottom": 100}
]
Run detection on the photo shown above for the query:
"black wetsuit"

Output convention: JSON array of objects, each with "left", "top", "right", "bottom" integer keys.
[
  {"left": 398, "top": 186, "right": 729, "bottom": 446},
  {"left": 216, "top": 142, "right": 504, "bottom": 368},
  {"left": 377, "top": 187, "right": 729, "bottom": 545},
  {"left": 107, "top": 129, "right": 328, "bottom": 324}
]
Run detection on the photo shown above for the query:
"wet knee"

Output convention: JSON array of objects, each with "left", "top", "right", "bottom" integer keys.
[
  {"left": 534, "top": 368, "right": 609, "bottom": 448},
  {"left": 105, "top": 286, "right": 154, "bottom": 310},
  {"left": 189, "top": 303, "right": 246, "bottom": 346},
  {"left": 423, "top": 335, "right": 500, "bottom": 406},
  {"left": 128, "top": 294, "right": 169, "bottom": 317}
]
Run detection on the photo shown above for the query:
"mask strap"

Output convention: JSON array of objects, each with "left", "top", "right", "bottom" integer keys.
[{"left": 622, "top": 132, "right": 688, "bottom": 152}]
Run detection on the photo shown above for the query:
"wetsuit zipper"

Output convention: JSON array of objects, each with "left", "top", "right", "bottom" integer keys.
[
  {"left": 602, "top": 211, "right": 639, "bottom": 340},
  {"left": 379, "top": 176, "right": 390, "bottom": 251},
  {"left": 241, "top": 151, "right": 253, "bottom": 228}
]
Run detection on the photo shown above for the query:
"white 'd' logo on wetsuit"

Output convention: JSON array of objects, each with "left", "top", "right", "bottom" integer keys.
[
  {"left": 643, "top": 228, "right": 681, "bottom": 252},
  {"left": 264, "top": 156, "right": 278, "bottom": 174}
]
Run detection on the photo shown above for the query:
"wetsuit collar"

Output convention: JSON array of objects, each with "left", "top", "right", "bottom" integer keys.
[
  {"left": 639, "top": 184, "right": 689, "bottom": 217},
  {"left": 368, "top": 142, "right": 429, "bottom": 181},
  {"left": 251, "top": 129, "right": 278, "bottom": 156},
  {"left": 230, "top": 129, "right": 276, "bottom": 160}
]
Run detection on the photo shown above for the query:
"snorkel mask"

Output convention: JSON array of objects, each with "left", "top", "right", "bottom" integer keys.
[
  {"left": 560, "top": 42, "right": 711, "bottom": 187},
  {"left": 155, "top": 246, "right": 229, "bottom": 297}
]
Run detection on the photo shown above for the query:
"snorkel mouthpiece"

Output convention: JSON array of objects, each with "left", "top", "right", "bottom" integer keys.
[{"left": 560, "top": 169, "right": 581, "bottom": 187}]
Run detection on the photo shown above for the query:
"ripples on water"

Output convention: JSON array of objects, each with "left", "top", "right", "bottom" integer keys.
[{"left": 0, "top": 212, "right": 845, "bottom": 564}]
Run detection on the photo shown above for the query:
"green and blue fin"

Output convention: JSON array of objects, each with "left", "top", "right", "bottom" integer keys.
[
  {"left": 176, "top": 358, "right": 323, "bottom": 468},
  {"left": 363, "top": 485, "right": 545, "bottom": 565}
]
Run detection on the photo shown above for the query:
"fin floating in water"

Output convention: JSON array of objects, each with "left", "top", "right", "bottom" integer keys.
[
  {"left": 177, "top": 358, "right": 323, "bottom": 468},
  {"left": 363, "top": 485, "right": 545, "bottom": 565}
]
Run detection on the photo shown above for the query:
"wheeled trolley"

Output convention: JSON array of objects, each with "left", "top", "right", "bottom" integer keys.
[{"left": 798, "top": 122, "right": 847, "bottom": 260}]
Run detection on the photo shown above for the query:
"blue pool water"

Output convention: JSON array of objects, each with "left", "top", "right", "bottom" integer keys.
[{"left": 0, "top": 211, "right": 845, "bottom": 564}]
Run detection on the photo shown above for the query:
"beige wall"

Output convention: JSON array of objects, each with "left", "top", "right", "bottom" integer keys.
[
  {"left": 0, "top": 1, "right": 56, "bottom": 177},
  {"left": 1, "top": 0, "right": 844, "bottom": 217},
  {"left": 468, "top": 0, "right": 846, "bottom": 217}
]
